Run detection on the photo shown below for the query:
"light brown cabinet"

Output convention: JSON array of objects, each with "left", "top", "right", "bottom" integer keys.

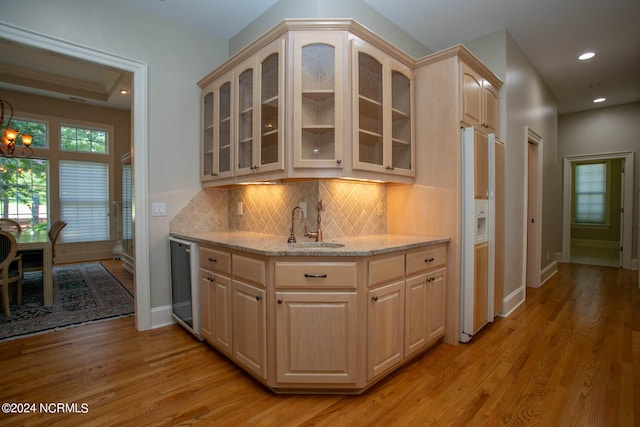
[
  {"left": 198, "top": 20, "right": 416, "bottom": 185},
  {"left": 460, "top": 61, "right": 499, "bottom": 136},
  {"left": 196, "top": 241, "right": 446, "bottom": 393},
  {"left": 352, "top": 39, "right": 414, "bottom": 177}
]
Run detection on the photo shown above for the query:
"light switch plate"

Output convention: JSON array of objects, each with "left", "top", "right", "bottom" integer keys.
[{"left": 152, "top": 202, "right": 166, "bottom": 217}]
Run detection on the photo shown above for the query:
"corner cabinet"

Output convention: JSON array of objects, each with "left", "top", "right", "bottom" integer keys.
[
  {"left": 198, "top": 20, "right": 416, "bottom": 186},
  {"left": 352, "top": 39, "right": 414, "bottom": 177}
]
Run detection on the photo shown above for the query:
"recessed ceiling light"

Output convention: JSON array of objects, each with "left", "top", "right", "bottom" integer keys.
[
  {"left": 593, "top": 97, "right": 606, "bottom": 103},
  {"left": 120, "top": 89, "right": 128, "bottom": 95},
  {"left": 579, "top": 52, "right": 596, "bottom": 60}
]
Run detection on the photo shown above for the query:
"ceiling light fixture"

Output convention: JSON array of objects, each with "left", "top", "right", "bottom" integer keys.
[
  {"left": 120, "top": 89, "right": 128, "bottom": 95},
  {"left": 593, "top": 97, "right": 606, "bottom": 103},
  {"left": 0, "top": 98, "right": 33, "bottom": 158},
  {"left": 578, "top": 52, "right": 596, "bottom": 60}
]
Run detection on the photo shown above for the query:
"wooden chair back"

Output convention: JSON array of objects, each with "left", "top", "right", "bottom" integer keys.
[
  {"left": 0, "top": 219, "right": 21, "bottom": 233},
  {"left": 49, "top": 221, "right": 67, "bottom": 260},
  {"left": 0, "top": 230, "right": 23, "bottom": 317},
  {"left": 0, "top": 231, "right": 18, "bottom": 269}
]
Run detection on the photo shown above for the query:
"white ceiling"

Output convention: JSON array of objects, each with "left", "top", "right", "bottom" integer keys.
[{"left": 2, "top": 0, "right": 639, "bottom": 114}]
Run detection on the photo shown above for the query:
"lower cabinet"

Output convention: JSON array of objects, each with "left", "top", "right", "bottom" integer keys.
[
  {"left": 198, "top": 242, "right": 447, "bottom": 393},
  {"left": 275, "top": 291, "right": 357, "bottom": 384},
  {"left": 232, "top": 280, "right": 267, "bottom": 379},
  {"left": 367, "top": 280, "right": 405, "bottom": 379}
]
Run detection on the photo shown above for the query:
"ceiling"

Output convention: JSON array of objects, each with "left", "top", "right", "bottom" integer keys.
[{"left": 1, "top": 0, "right": 638, "bottom": 114}]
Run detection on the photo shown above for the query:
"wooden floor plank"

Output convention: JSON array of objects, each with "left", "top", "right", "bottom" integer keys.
[{"left": 0, "top": 263, "right": 637, "bottom": 426}]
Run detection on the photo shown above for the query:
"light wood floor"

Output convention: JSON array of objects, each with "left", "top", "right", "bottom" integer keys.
[{"left": 0, "top": 263, "right": 637, "bottom": 426}]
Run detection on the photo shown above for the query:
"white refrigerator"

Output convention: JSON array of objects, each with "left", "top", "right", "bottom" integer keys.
[{"left": 460, "top": 127, "right": 502, "bottom": 343}]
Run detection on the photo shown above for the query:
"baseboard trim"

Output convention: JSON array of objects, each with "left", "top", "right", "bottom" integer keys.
[
  {"left": 498, "top": 285, "right": 526, "bottom": 317},
  {"left": 570, "top": 238, "right": 619, "bottom": 249},
  {"left": 151, "top": 305, "right": 175, "bottom": 329},
  {"left": 540, "top": 261, "right": 558, "bottom": 286}
]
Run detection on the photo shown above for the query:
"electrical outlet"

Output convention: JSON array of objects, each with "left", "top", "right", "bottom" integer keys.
[{"left": 299, "top": 202, "right": 307, "bottom": 219}]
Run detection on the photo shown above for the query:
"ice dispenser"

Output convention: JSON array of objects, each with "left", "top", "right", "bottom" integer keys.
[{"left": 475, "top": 199, "right": 488, "bottom": 244}]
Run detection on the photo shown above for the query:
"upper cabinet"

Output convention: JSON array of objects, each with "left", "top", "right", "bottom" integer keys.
[
  {"left": 352, "top": 39, "right": 414, "bottom": 177},
  {"left": 460, "top": 61, "right": 499, "bottom": 136},
  {"left": 198, "top": 20, "right": 417, "bottom": 186},
  {"left": 292, "top": 31, "right": 346, "bottom": 169}
]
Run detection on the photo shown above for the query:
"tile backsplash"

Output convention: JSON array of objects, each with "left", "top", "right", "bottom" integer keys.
[{"left": 170, "top": 180, "right": 387, "bottom": 239}]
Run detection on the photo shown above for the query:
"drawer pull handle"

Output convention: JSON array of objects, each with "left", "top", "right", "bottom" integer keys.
[
  {"left": 372, "top": 296, "right": 378, "bottom": 302},
  {"left": 208, "top": 257, "right": 217, "bottom": 263},
  {"left": 425, "top": 257, "right": 435, "bottom": 263},
  {"left": 304, "top": 273, "right": 327, "bottom": 279},
  {"left": 277, "top": 299, "right": 283, "bottom": 304}
]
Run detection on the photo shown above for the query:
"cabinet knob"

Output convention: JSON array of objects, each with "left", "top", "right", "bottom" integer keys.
[
  {"left": 336, "top": 159, "right": 342, "bottom": 165},
  {"left": 208, "top": 257, "right": 217, "bottom": 263},
  {"left": 372, "top": 296, "right": 378, "bottom": 302},
  {"left": 277, "top": 299, "right": 283, "bottom": 304},
  {"left": 255, "top": 296, "right": 262, "bottom": 301},
  {"left": 425, "top": 257, "right": 434, "bottom": 263}
]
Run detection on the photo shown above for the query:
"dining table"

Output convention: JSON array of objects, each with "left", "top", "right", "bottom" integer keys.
[{"left": 12, "top": 231, "right": 53, "bottom": 307}]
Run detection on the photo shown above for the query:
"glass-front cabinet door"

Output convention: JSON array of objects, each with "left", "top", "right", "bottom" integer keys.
[
  {"left": 215, "top": 73, "right": 234, "bottom": 179},
  {"left": 293, "top": 32, "right": 345, "bottom": 169},
  {"left": 353, "top": 39, "right": 414, "bottom": 177},
  {"left": 201, "top": 84, "right": 215, "bottom": 180},
  {"left": 236, "top": 38, "right": 284, "bottom": 177}
]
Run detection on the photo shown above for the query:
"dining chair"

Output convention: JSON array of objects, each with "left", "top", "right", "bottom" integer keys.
[
  {"left": 22, "top": 220, "right": 68, "bottom": 273},
  {"left": 0, "top": 218, "right": 22, "bottom": 232},
  {"left": 0, "top": 230, "right": 23, "bottom": 318}
]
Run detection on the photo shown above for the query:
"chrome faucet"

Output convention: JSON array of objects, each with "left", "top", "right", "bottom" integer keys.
[
  {"left": 304, "top": 199, "right": 325, "bottom": 242},
  {"left": 288, "top": 206, "right": 301, "bottom": 243}
]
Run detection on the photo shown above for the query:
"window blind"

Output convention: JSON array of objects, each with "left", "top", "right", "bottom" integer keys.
[
  {"left": 59, "top": 160, "right": 109, "bottom": 242},
  {"left": 574, "top": 162, "right": 606, "bottom": 224}
]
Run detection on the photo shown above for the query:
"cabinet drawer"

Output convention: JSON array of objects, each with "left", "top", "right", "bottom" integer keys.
[
  {"left": 200, "top": 247, "right": 231, "bottom": 275},
  {"left": 406, "top": 245, "right": 446, "bottom": 276},
  {"left": 233, "top": 255, "right": 266, "bottom": 287},
  {"left": 275, "top": 262, "right": 357, "bottom": 289},
  {"left": 368, "top": 254, "right": 404, "bottom": 287}
]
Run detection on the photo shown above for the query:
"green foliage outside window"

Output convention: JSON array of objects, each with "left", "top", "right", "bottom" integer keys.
[
  {"left": 61, "top": 126, "right": 107, "bottom": 153},
  {"left": 0, "top": 158, "right": 48, "bottom": 231}
]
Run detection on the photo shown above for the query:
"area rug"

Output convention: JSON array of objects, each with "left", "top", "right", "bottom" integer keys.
[{"left": 0, "top": 262, "right": 134, "bottom": 341}]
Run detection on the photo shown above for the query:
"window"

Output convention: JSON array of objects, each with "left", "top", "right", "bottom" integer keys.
[
  {"left": 5, "top": 119, "right": 48, "bottom": 148},
  {"left": 61, "top": 125, "right": 107, "bottom": 153},
  {"left": 0, "top": 158, "right": 48, "bottom": 231},
  {"left": 59, "top": 160, "right": 109, "bottom": 242},
  {"left": 573, "top": 162, "right": 607, "bottom": 224}
]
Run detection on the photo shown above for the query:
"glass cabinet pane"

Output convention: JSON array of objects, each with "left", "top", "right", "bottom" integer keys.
[
  {"left": 260, "top": 53, "right": 279, "bottom": 166},
  {"left": 218, "top": 82, "right": 231, "bottom": 174},
  {"left": 202, "top": 91, "right": 214, "bottom": 177},
  {"left": 358, "top": 52, "right": 383, "bottom": 166},
  {"left": 391, "top": 70, "right": 411, "bottom": 171},
  {"left": 300, "top": 43, "right": 335, "bottom": 160},
  {"left": 238, "top": 68, "right": 254, "bottom": 170}
]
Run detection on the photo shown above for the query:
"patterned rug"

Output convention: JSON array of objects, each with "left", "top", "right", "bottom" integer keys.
[{"left": 0, "top": 262, "right": 134, "bottom": 341}]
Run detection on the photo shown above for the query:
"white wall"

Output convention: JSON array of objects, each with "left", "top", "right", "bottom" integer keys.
[
  {"left": 0, "top": 0, "right": 228, "bottom": 308},
  {"left": 559, "top": 102, "right": 640, "bottom": 261},
  {"left": 230, "top": 0, "right": 430, "bottom": 57}
]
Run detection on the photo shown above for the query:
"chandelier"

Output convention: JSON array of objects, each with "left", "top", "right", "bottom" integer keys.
[{"left": 1, "top": 98, "right": 33, "bottom": 158}]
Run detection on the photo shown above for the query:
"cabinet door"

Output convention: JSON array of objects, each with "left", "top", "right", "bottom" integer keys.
[
  {"left": 200, "top": 270, "right": 232, "bottom": 355},
  {"left": 201, "top": 85, "right": 215, "bottom": 181},
  {"left": 214, "top": 73, "right": 234, "bottom": 179},
  {"left": 405, "top": 268, "right": 446, "bottom": 357},
  {"left": 232, "top": 280, "right": 267, "bottom": 379},
  {"left": 367, "top": 281, "right": 404, "bottom": 380},
  {"left": 292, "top": 31, "right": 345, "bottom": 168},
  {"left": 255, "top": 38, "right": 285, "bottom": 174},
  {"left": 199, "top": 269, "right": 213, "bottom": 341},
  {"left": 482, "top": 81, "right": 499, "bottom": 136},
  {"left": 388, "top": 58, "right": 413, "bottom": 176},
  {"left": 474, "top": 128, "right": 489, "bottom": 199},
  {"left": 276, "top": 291, "right": 357, "bottom": 384},
  {"left": 460, "top": 61, "right": 483, "bottom": 129},
  {"left": 235, "top": 57, "right": 257, "bottom": 176}
]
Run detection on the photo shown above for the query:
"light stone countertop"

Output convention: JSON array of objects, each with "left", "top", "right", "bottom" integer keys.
[{"left": 170, "top": 231, "right": 449, "bottom": 257}]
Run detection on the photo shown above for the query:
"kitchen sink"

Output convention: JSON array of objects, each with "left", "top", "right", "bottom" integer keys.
[{"left": 286, "top": 242, "right": 345, "bottom": 249}]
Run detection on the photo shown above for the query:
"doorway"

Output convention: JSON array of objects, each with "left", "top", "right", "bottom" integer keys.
[
  {"left": 562, "top": 152, "right": 634, "bottom": 269},
  {"left": 524, "top": 127, "right": 542, "bottom": 288},
  {"left": 0, "top": 22, "right": 152, "bottom": 330}
]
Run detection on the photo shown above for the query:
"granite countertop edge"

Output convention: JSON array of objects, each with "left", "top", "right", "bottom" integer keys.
[{"left": 170, "top": 231, "right": 450, "bottom": 257}]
